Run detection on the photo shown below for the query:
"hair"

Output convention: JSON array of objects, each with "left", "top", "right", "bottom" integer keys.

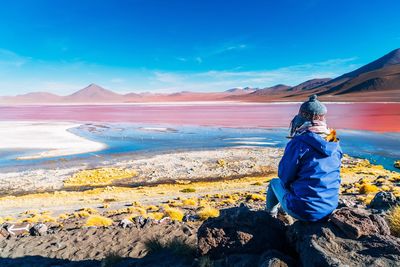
[{"left": 289, "top": 115, "right": 307, "bottom": 137}]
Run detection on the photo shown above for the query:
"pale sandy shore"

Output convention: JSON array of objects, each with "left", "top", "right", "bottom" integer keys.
[
  {"left": 0, "top": 121, "right": 106, "bottom": 160},
  {"left": 0, "top": 147, "right": 282, "bottom": 197}
]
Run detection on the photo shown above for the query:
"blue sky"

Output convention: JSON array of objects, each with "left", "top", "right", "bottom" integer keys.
[{"left": 0, "top": 0, "right": 399, "bottom": 95}]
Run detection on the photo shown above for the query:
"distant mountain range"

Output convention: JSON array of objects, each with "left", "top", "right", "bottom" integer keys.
[{"left": 1, "top": 48, "right": 399, "bottom": 104}]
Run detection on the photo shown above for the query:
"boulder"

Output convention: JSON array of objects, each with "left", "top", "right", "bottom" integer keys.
[
  {"left": 30, "top": 223, "right": 48, "bottom": 236},
  {"left": 0, "top": 227, "right": 9, "bottom": 240},
  {"left": 4, "top": 223, "right": 30, "bottom": 237},
  {"left": 119, "top": 218, "right": 134, "bottom": 229},
  {"left": 330, "top": 207, "right": 390, "bottom": 239},
  {"left": 197, "top": 205, "right": 289, "bottom": 258},
  {"left": 369, "top": 192, "right": 398, "bottom": 211},
  {"left": 133, "top": 216, "right": 146, "bottom": 227},
  {"left": 287, "top": 207, "right": 400, "bottom": 266},
  {"left": 141, "top": 218, "right": 153, "bottom": 229},
  {"left": 337, "top": 197, "right": 356, "bottom": 208}
]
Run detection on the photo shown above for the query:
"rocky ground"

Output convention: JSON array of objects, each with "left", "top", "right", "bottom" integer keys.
[{"left": 0, "top": 151, "right": 399, "bottom": 266}]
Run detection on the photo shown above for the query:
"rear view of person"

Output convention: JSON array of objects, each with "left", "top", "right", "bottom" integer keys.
[{"left": 266, "top": 95, "right": 342, "bottom": 221}]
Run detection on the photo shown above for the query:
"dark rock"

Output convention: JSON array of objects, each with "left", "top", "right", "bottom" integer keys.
[
  {"left": 30, "top": 223, "right": 48, "bottom": 236},
  {"left": 369, "top": 192, "right": 398, "bottom": 211},
  {"left": 330, "top": 207, "right": 390, "bottom": 239},
  {"left": 287, "top": 208, "right": 400, "bottom": 266},
  {"left": 197, "top": 205, "right": 289, "bottom": 258},
  {"left": 223, "top": 253, "right": 260, "bottom": 267}
]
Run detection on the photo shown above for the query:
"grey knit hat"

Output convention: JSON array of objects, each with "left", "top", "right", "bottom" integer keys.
[
  {"left": 299, "top": 94, "right": 327, "bottom": 121},
  {"left": 289, "top": 95, "right": 327, "bottom": 136}
]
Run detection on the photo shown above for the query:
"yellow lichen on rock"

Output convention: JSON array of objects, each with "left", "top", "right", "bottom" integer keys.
[
  {"left": 359, "top": 183, "right": 379, "bottom": 194},
  {"left": 127, "top": 206, "right": 147, "bottom": 216},
  {"left": 147, "top": 212, "right": 164, "bottom": 221},
  {"left": 164, "top": 207, "right": 184, "bottom": 221},
  {"left": 146, "top": 205, "right": 159, "bottom": 211},
  {"left": 84, "top": 215, "right": 113, "bottom": 227},
  {"left": 180, "top": 187, "right": 196, "bottom": 193},
  {"left": 64, "top": 167, "right": 137, "bottom": 187},
  {"left": 58, "top": 213, "right": 70, "bottom": 220},
  {"left": 78, "top": 207, "right": 98, "bottom": 214},
  {"left": 182, "top": 198, "right": 197, "bottom": 206},
  {"left": 198, "top": 206, "right": 220, "bottom": 220},
  {"left": 387, "top": 206, "right": 400, "bottom": 237},
  {"left": 74, "top": 210, "right": 91, "bottom": 218},
  {"left": 22, "top": 214, "right": 57, "bottom": 223}
]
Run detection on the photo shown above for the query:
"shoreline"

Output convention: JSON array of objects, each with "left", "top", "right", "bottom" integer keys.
[
  {"left": 0, "top": 147, "right": 282, "bottom": 197},
  {"left": 0, "top": 121, "right": 106, "bottom": 160}
]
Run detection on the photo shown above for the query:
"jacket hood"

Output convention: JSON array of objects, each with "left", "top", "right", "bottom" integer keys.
[{"left": 295, "top": 131, "right": 341, "bottom": 156}]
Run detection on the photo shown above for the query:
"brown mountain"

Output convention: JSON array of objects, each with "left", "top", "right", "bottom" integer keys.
[
  {"left": 0, "top": 92, "right": 62, "bottom": 103},
  {"left": 250, "top": 84, "right": 292, "bottom": 96},
  {"left": 65, "top": 83, "right": 124, "bottom": 102},
  {"left": 310, "top": 48, "right": 400, "bottom": 101},
  {"left": 287, "top": 78, "right": 331, "bottom": 92},
  {"left": 225, "top": 87, "right": 258, "bottom": 94}
]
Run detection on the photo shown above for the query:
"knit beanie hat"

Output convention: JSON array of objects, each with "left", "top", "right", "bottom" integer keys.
[
  {"left": 298, "top": 94, "right": 327, "bottom": 121},
  {"left": 289, "top": 95, "right": 327, "bottom": 137}
]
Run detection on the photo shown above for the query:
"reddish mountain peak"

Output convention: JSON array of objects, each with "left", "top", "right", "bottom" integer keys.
[
  {"left": 67, "top": 83, "right": 118, "bottom": 96},
  {"left": 65, "top": 83, "right": 123, "bottom": 102}
]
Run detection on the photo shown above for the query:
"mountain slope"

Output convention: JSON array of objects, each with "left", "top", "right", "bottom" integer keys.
[
  {"left": 288, "top": 78, "right": 331, "bottom": 92},
  {"left": 0, "top": 92, "right": 62, "bottom": 103},
  {"left": 65, "top": 84, "right": 124, "bottom": 102},
  {"left": 313, "top": 48, "right": 400, "bottom": 98}
]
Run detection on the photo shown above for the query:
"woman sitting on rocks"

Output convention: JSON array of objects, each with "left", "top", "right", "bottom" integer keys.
[{"left": 266, "top": 95, "right": 342, "bottom": 221}]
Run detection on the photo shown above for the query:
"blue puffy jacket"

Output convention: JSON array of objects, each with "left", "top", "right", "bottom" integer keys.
[{"left": 279, "top": 131, "right": 342, "bottom": 221}]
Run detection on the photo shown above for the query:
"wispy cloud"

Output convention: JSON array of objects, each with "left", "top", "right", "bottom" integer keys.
[
  {"left": 207, "top": 43, "right": 248, "bottom": 56},
  {"left": 0, "top": 48, "right": 31, "bottom": 67},
  {"left": 176, "top": 42, "right": 248, "bottom": 64},
  {"left": 148, "top": 57, "right": 358, "bottom": 92}
]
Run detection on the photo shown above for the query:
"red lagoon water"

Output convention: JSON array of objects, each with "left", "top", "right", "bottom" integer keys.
[{"left": 0, "top": 103, "right": 399, "bottom": 132}]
